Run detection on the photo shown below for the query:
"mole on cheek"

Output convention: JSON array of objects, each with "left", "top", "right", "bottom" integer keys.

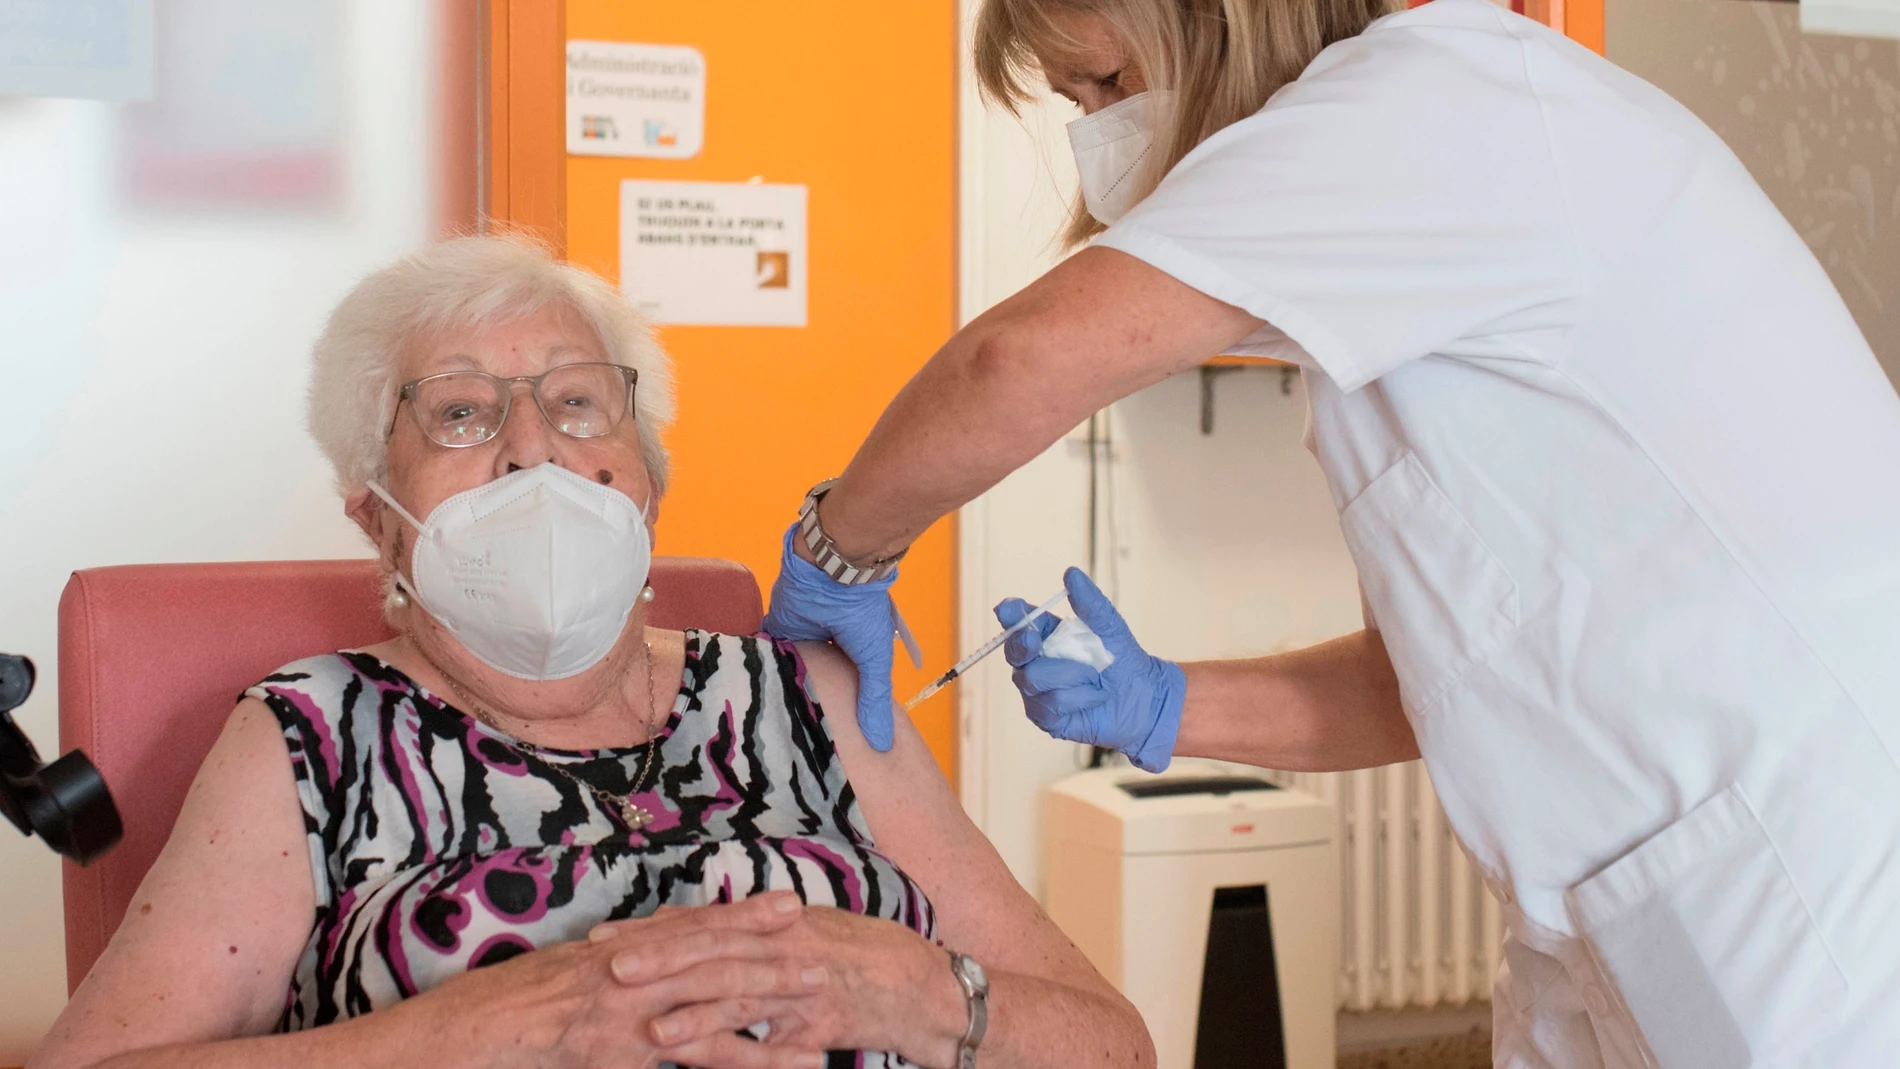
[{"left": 597, "top": 470, "right": 613, "bottom": 485}]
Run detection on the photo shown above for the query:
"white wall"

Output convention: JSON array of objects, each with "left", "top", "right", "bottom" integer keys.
[
  {"left": 0, "top": 3, "right": 434, "bottom": 1058},
  {"left": 953, "top": 5, "right": 1365, "bottom": 896}
]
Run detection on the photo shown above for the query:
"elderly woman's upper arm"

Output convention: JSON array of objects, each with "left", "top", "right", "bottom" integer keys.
[
  {"left": 33, "top": 698, "right": 317, "bottom": 1067},
  {"left": 794, "top": 642, "right": 1115, "bottom": 998}
]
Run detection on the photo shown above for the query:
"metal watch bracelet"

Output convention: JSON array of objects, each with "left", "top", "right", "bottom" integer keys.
[
  {"left": 798, "top": 479, "right": 905, "bottom": 585},
  {"left": 949, "top": 951, "right": 989, "bottom": 1068}
]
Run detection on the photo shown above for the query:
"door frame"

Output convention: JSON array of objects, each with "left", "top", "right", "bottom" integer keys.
[{"left": 479, "top": 0, "right": 566, "bottom": 249}]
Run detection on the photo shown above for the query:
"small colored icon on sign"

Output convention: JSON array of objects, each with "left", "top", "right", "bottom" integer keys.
[
  {"left": 644, "top": 120, "right": 679, "bottom": 148},
  {"left": 582, "top": 115, "right": 618, "bottom": 140},
  {"left": 756, "top": 251, "right": 790, "bottom": 290}
]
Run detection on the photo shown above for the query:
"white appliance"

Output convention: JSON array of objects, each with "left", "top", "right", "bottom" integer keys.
[{"left": 1045, "top": 762, "right": 1338, "bottom": 1069}]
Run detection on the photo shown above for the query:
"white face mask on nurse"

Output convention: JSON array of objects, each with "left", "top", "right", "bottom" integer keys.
[{"left": 1037, "top": 12, "right": 1156, "bottom": 226}]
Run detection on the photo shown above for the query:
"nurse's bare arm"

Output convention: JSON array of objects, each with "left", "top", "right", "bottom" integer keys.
[
  {"left": 802, "top": 642, "right": 1155, "bottom": 1068},
  {"left": 32, "top": 700, "right": 815, "bottom": 1069},
  {"left": 818, "top": 247, "right": 1263, "bottom": 562},
  {"left": 1175, "top": 629, "right": 1419, "bottom": 772}
]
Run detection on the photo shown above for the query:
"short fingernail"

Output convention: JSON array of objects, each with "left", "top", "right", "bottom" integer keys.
[
  {"left": 795, "top": 1055, "right": 824, "bottom": 1069},
  {"left": 651, "top": 1018, "right": 676, "bottom": 1043},
  {"left": 611, "top": 953, "right": 642, "bottom": 980},
  {"left": 587, "top": 924, "right": 614, "bottom": 943},
  {"left": 773, "top": 893, "right": 801, "bottom": 913},
  {"left": 801, "top": 966, "right": 827, "bottom": 987}
]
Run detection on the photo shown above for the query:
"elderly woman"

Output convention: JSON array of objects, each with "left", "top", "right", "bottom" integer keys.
[{"left": 32, "top": 237, "right": 1152, "bottom": 1069}]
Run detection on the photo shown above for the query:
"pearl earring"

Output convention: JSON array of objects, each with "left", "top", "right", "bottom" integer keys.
[
  {"left": 639, "top": 585, "right": 656, "bottom": 604},
  {"left": 386, "top": 586, "right": 409, "bottom": 612}
]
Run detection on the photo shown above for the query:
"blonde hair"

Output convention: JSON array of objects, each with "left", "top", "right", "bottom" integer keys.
[
  {"left": 307, "top": 233, "right": 677, "bottom": 501},
  {"left": 975, "top": 0, "right": 1394, "bottom": 248}
]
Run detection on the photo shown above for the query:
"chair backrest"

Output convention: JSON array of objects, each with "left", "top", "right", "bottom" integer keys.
[{"left": 57, "top": 556, "right": 762, "bottom": 992}]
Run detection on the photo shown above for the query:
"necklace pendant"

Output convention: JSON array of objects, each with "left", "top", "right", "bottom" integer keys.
[{"left": 622, "top": 799, "right": 655, "bottom": 830}]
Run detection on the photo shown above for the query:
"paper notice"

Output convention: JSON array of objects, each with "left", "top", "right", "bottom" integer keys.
[
  {"left": 567, "top": 41, "right": 706, "bottom": 159},
  {"left": 620, "top": 180, "right": 808, "bottom": 328}
]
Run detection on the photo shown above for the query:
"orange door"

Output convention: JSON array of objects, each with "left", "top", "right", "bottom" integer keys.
[
  {"left": 483, "top": 2, "right": 961, "bottom": 775},
  {"left": 1565, "top": 0, "right": 1605, "bottom": 54},
  {"left": 1403, "top": 0, "right": 1602, "bottom": 51}
]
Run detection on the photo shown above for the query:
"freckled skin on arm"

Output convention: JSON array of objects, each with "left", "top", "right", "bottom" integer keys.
[
  {"left": 820, "top": 247, "right": 1264, "bottom": 563},
  {"left": 27, "top": 702, "right": 477, "bottom": 1069},
  {"left": 796, "top": 641, "right": 1158, "bottom": 1069},
  {"left": 1174, "top": 630, "right": 1418, "bottom": 772},
  {"left": 29, "top": 700, "right": 327, "bottom": 1067}
]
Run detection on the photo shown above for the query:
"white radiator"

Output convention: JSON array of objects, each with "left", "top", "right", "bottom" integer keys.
[{"left": 1269, "top": 762, "right": 1503, "bottom": 1011}]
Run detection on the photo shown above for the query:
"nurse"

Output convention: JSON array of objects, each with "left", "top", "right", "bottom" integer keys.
[{"left": 762, "top": 0, "right": 1900, "bottom": 1065}]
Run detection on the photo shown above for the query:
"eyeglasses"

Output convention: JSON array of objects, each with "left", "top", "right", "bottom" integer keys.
[{"left": 388, "top": 362, "right": 639, "bottom": 449}]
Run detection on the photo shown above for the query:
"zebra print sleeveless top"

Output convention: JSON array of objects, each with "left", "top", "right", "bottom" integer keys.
[{"left": 249, "top": 631, "right": 936, "bottom": 1067}]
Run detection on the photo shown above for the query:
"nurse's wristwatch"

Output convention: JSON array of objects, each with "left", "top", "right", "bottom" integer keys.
[
  {"left": 947, "top": 951, "right": 990, "bottom": 1067},
  {"left": 798, "top": 479, "right": 906, "bottom": 584}
]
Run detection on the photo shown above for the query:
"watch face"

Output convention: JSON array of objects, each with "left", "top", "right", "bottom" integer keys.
[{"left": 959, "top": 954, "right": 989, "bottom": 992}]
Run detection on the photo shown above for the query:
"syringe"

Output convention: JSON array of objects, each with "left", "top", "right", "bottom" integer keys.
[{"left": 903, "top": 591, "right": 1068, "bottom": 711}]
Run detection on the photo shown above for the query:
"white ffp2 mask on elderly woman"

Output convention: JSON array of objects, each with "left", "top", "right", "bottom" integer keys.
[
  {"left": 368, "top": 463, "right": 651, "bottom": 681},
  {"left": 1067, "top": 91, "right": 1163, "bottom": 227}
]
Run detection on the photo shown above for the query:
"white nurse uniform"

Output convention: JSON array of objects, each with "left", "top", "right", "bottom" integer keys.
[{"left": 1096, "top": 1, "right": 1900, "bottom": 1064}]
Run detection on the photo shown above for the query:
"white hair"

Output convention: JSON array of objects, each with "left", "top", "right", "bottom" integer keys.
[{"left": 307, "top": 234, "right": 676, "bottom": 501}]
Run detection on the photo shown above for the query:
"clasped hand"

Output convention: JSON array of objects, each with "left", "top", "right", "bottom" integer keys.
[{"left": 587, "top": 894, "right": 964, "bottom": 1069}]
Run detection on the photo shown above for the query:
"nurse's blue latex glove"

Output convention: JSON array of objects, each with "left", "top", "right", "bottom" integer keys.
[
  {"left": 994, "top": 567, "right": 1185, "bottom": 773},
  {"left": 762, "top": 523, "right": 916, "bottom": 751}
]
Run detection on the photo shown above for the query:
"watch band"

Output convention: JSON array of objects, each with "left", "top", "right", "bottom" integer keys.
[
  {"left": 949, "top": 951, "right": 989, "bottom": 1068},
  {"left": 798, "top": 479, "right": 905, "bottom": 585}
]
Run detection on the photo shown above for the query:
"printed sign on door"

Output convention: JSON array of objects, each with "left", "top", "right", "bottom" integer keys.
[
  {"left": 567, "top": 41, "right": 705, "bottom": 159},
  {"left": 619, "top": 180, "right": 808, "bottom": 328}
]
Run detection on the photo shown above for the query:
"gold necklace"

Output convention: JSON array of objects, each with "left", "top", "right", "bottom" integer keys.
[{"left": 409, "top": 636, "right": 666, "bottom": 831}]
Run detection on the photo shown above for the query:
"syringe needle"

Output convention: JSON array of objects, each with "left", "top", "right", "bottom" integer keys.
[{"left": 902, "top": 591, "right": 1067, "bottom": 710}]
